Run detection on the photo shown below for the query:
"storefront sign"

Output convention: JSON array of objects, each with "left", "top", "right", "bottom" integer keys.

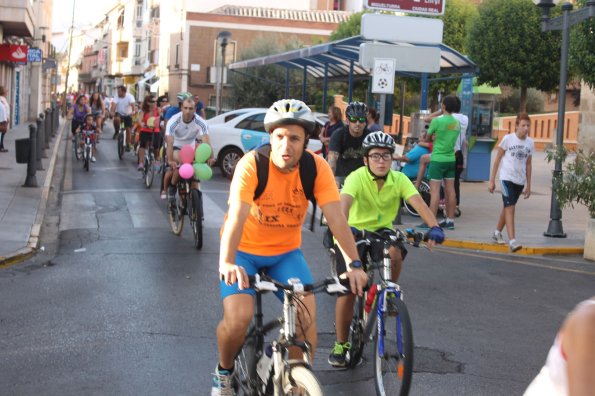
[
  {"left": 28, "top": 48, "right": 42, "bottom": 63},
  {"left": 0, "top": 44, "right": 28, "bottom": 64},
  {"left": 366, "top": 0, "right": 446, "bottom": 16}
]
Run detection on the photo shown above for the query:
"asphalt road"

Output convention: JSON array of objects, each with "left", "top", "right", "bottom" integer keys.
[{"left": 1, "top": 123, "right": 594, "bottom": 395}]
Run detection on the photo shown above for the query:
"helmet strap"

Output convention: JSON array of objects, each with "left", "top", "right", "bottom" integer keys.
[{"left": 366, "top": 162, "right": 388, "bottom": 181}]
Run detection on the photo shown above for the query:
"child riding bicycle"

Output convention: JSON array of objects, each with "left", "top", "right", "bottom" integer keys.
[{"left": 76, "top": 113, "right": 98, "bottom": 162}]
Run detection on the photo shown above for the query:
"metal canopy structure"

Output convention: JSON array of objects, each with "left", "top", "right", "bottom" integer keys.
[
  {"left": 228, "top": 35, "right": 478, "bottom": 110},
  {"left": 229, "top": 35, "right": 478, "bottom": 80}
]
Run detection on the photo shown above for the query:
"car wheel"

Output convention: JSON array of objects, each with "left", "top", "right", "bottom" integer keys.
[{"left": 219, "top": 147, "right": 244, "bottom": 179}]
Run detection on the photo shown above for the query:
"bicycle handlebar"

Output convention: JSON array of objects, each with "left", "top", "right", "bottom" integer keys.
[
  {"left": 353, "top": 228, "right": 428, "bottom": 248},
  {"left": 247, "top": 273, "right": 348, "bottom": 295}
]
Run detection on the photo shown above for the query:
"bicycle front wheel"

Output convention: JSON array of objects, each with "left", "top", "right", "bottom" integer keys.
[
  {"left": 73, "top": 134, "right": 81, "bottom": 160},
  {"left": 234, "top": 332, "right": 258, "bottom": 395},
  {"left": 168, "top": 195, "right": 184, "bottom": 236},
  {"left": 282, "top": 366, "right": 323, "bottom": 396},
  {"left": 189, "top": 189, "right": 203, "bottom": 250},
  {"left": 144, "top": 157, "right": 155, "bottom": 188},
  {"left": 374, "top": 295, "right": 413, "bottom": 396},
  {"left": 117, "top": 131, "right": 124, "bottom": 160},
  {"left": 347, "top": 295, "right": 366, "bottom": 368}
]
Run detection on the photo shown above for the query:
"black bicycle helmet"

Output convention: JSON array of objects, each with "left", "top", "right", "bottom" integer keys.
[
  {"left": 362, "top": 131, "right": 395, "bottom": 155},
  {"left": 345, "top": 102, "right": 368, "bottom": 118},
  {"left": 264, "top": 99, "right": 316, "bottom": 135}
]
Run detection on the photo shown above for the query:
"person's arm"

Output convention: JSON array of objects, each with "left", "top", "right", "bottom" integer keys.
[
  {"left": 219, "top": 200, "right": 251, "bottom": 289},
  {"left": 327, "top": 130, "right": 341, "bottom": 174},
  {"left": 523, "top": 155, "right": 532, "bottom": 199},
  {"left": 327, "top": 151, "right": 338, "bottom": 174},
  {"left": 406, "top": 194, "right": 440, "bottom": 248},
  {"left": 321, "top": 199, "right": 367, "bottom": 296},
  {"left": 488, "top": 147, "right": 505, "bottom": 193},
  {"left": 166, "top": 135, "right": 176, "bottom": 169},
  {"left": 110, "top": 101, "right": 116, "bottom": 117},
  {"left": 424, "top": 109, "right": 442, "bottom": 123}
]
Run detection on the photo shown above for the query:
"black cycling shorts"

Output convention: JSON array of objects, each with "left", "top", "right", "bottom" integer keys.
[
  {"left": 139, "top": 131, "right": 162, "bottom": 150},
  {"left": 115, "top": 113, "right": 133, "bottom": 128}
]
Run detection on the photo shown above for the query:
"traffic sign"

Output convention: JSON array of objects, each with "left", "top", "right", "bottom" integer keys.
[
  {"left": 366, "top": 0, "right": 446, "bottom": 16},
  {"left": 361, "top": 14, "right": 443, "bottom": 44},
  {"left": 359, "top": 43, "right": 441, "bottom": 73},
  {"left": 372, "top": 59, "right": 396, "bottom": 94}
]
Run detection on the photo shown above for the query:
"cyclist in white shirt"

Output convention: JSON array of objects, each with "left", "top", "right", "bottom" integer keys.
[
  {"left": 164, "top": 97, "right": 215, "bottom": 203},
  {"left": 110, "top": 85, "right": 136, "bottom": 146}
]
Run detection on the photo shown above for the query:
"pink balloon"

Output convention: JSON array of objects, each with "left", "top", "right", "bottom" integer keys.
[
  {"left": 179, "top": 163, "right": 194, "bottom": 179},
  {"left": 180, "top": 145, "right": 195, "bottom": 164}
]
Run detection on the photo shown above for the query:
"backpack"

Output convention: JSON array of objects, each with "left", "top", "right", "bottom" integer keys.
[{"left": 253, "top": 143, "right": 318, "bottom": 232}]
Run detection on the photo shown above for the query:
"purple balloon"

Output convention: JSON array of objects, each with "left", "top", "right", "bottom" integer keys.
[{"left": 179, "top": 163, "right": 194, "bottom": 179}]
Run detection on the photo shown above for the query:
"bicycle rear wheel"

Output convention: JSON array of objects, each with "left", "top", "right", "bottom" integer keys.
[
  {"left": 234, "top": 332, "right": 258, "bottom": 395},
  {"left": 83, "top": 147, "right": 90, "bottom": 171},
  {"left": 374, "top": 294, "right": 413, "bottom": 396},
  {"left": 189, "top": 189, "right": 203, "bottom": 250},
  {"left": 144, "top": 156, "right": 155, "bottom": 188},
  {"left": 73, "top": 134, "right": 81, "bottom": 160},
  {"left": 347, "top": 295, "right": 366, "bottom": 368},
  {"left": 282, "top": 366, "right": 323, "bottom": 396},
  {"left": 168, "top": 194, "right": 184, "bottom": 235},
  {"left": 403, "top": 180, "right": 430, "bottom": 217}
]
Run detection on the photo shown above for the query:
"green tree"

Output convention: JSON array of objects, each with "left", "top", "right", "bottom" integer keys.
[
  {"left": 330, "top": 11, "right": 365, "bottom": 41},
  {"left": 569, "top": 0, "right": 595, "bottom": 88},
  {"left": 228, "top": 37, "right": 304, "bottom": 109},
  {"left": 466, "top": 0, "right": 560, "bottom": 112}
]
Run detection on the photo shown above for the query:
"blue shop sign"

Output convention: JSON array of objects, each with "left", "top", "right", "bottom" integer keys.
[{"left": 28, "top": 48, "right": 42, "bottom": 63}]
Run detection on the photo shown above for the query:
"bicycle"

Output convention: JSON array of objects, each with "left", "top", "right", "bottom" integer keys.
[
  {"left": 81, "top": 129, "right": 95, "bottom": 172},
  {"left": 72, "top": 130, "right": 81, "bottom": 161},
  {"left": 115, "top": 113, "right": 127, "bottom": 160},
  {"left": 234, "top": 273, "right": 348, "bottom": 395},
  {"left": 168, "top": 169, "right": 204, "bottom": 250},
  {"left": 141, "top": 133, "right": 159, "bottom": 189},
  {"left": 330, "top": 228, "right": 427, "bottom": 396}
]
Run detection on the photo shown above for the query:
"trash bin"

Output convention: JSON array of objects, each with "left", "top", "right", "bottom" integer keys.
[{"left": 15, "top": 138, "right": 30, "bottom": 164}]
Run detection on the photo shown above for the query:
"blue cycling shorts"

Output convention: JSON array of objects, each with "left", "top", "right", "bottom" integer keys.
[{"left": 219, "top": 249, "right": 313, "bottom": 301}]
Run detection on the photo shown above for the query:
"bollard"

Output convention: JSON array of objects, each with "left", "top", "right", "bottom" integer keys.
[
  {"left": 36, "top": 118, "right": 45, "bottom": 170},
  {"left": 49, "top": 104, "right": 55, "bottom": 135},
  {"left": 45, "top": 108, "right": 52, "bottom": 139},
  {"left": 53, "top": 103, "right": 59, "bottom": 132},
  {"left": 23, "top": 124, "right": 38, "bottom": 187},
  {"left": 40, "top": 112, "right": 49, "bottom": 150}
]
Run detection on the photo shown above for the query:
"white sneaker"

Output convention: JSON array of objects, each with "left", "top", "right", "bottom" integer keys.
[
  {"left": 211, "top": 366, "right": 235, "bottom": 396},
  {"left": 492, "top": 231, "right": 506, "bottom": 245},
  {"left": 510, "top": 241, "right": 522, "bottom": 252},
  {"left": 91, "top": 156, "right": 96, "bottom": 163}
]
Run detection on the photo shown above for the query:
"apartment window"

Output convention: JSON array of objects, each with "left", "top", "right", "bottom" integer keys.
[
  {"left": 134, "top": 39, "right": 141, "bottom": 57},
  {"left": 175, "top": 43, "right": 179, "bottom": 69},
  {"left": 116, "top": 42, "right": 128, "bottom": 60},
  {"left": 150, "top": 6, "right": 160, "bottom": 18},
  {"left": 117, "top": 10, "right": 125, "bottom": 29},
  {"left": 136, "top": 1, "right": 143, "bottom": 27}
]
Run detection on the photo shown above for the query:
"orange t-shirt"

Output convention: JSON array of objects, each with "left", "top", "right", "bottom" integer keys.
[{"left": 222, "top": 149, "right": 340, "bottom": 256}]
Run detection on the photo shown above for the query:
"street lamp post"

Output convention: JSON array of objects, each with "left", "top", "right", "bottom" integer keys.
[
  {"left": 215, "top": 31, "right": 231, "bottom": 116},
  {"left": 533, "top": 0, "right": 595, "bottom": 238}
]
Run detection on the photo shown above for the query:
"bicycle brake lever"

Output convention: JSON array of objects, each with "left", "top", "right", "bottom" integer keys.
[
  {"left": 326, "top": 277, "right": 349, "bottom": 294},
  {"left": 253, "top": 274, "right": 277, "bottom": 292}
]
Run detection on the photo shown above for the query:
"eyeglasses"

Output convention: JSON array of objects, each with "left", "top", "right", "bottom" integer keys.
[
  {"left": 149, "top": 101, "right": 156, "bottom": 103},
  {"left": 367, "top": 152, "right": 392, "bottom": 162},
  {"left": 348, "top": 116, "right": 367, "bottom": 123}
]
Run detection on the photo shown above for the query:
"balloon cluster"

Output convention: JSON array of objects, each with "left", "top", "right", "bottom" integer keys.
[{"left": 178, "top": 143, "right": 213, "bottom": 180}]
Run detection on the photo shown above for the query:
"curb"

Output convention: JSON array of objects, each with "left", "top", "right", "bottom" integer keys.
[
  {"left": 442, "top": 239, "right": 584, "bottom": 256},
  {"left": 0, "top": 120, "right": 66, "bottom": 268}
]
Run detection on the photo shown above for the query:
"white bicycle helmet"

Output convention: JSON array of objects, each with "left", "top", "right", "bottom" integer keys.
[
  {"left": 363, "top": 131, "right": 395, "bottom": 155},
  {"left": 264, "top": 99, "right": 316, "bottom": 135}
]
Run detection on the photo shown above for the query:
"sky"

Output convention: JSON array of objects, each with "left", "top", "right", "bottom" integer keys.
[{"left": 52, "top": 0, "right": 111, "bottom": 51}]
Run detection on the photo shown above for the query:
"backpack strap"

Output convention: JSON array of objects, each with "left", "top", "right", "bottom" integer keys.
[{"left": 252, "top": 144, "right": 318, "bottom": 231}]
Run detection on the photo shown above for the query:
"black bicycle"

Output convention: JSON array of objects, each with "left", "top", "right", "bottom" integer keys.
[
  {"left": 330, "top": 228, "right": 427, "bottom": 396},
  {"left": 234, "top": 273, "right": 348, "bottom": 395},
  {"left": 168, "top": 171, "right": 203, "bottom": 250}
]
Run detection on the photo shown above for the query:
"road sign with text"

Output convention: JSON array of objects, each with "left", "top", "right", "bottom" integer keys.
[
  {"left": 359, "top": 43, "right": 441, "bottom": 73},
  {"left": 361, "top": 14, "right": 443, "bottom": 44},
  {"left": 366, "top": 0, "right": 446, "bottom": 16}
]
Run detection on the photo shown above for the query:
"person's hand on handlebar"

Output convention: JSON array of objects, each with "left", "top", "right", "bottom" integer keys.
[
  {"left": 219, "top": 263, "right": 249, "bottom": 290},
  {"left": 426, "top": 226, "right": 445, "bottom": 249},
  {"left": 207, "top": 158, "right": 216, "bottom": 167},
  {"left": 341, "top": 267, "right": 368, "bottom": 297},
  {"left": 168, "top": 160, "right": 177, "bottom": 170}
]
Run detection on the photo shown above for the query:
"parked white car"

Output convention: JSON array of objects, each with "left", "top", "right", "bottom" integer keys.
[{"left": 207, "top": 108, "right": 327, "bottom": 179}]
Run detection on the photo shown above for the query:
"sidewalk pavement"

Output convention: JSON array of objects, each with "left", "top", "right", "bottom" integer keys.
[
  {"left": 0, "top": 124, "right": 589, "bottom": 266},
  {"left": 399, "top": 150, "right": 589, "bottom": 256},
  {"left": 0, "top": 117, "right": 66, "bottom": 266}
]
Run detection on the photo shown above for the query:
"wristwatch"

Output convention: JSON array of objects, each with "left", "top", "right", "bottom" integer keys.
[{"left": 349, "top": 260, "right": 363, "bottom": 270}]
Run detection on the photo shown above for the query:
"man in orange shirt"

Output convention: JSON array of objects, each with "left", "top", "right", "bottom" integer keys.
[{"left": 212, "top": 99, "right": 367, "bottom": 395}]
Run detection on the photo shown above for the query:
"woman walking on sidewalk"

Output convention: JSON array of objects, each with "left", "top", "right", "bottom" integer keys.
[
  {"left": 0, "top": 86, "right": 10, "bottom": 152},
  {"left": 488, "top": 113, "right": 534, "bottom": 252}
]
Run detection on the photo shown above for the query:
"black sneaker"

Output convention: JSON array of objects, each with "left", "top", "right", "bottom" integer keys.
[
  {"left": 439, "top": 219, "right": 455, "bottom": 230},
  {"left": 328, "top": 341, "right": 351, "bottom": 368}
]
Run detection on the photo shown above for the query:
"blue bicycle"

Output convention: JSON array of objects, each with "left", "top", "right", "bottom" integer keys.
[{"left": 330, "top": 228, "right": 425, "bottom": 396}]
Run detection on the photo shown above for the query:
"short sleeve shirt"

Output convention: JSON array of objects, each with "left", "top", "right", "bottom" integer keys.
[
  {"left": 328, "top": 125, "right": 370, "bottom": 177},
  {"left": 401, "top": 145, "right": 430, "bottom": 179},
  {"left": 224, "top": 150, "right": 340, "bottom": 256},
  {"left": 165, "top": 112, "right": 209, "bottom": 148},
  {"left": 164, "top": 106, "right": 181, "bottom": 121},
  {"left": 342, "top": 167, "right": 419, "bottom": 231},
  {"left": 427, "top": 114, "right": 460, "bottom": 163},
  {"left": 498, "top": 133, "right": 534, "bottom": 186},
  {"left": 112, "top": 93, "right": 135, "bottom": 116}
]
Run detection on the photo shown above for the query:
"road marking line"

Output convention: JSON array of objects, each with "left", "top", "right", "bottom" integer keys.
[{"left": 436, "top": 248, "right": 595, "bottom": 276}]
